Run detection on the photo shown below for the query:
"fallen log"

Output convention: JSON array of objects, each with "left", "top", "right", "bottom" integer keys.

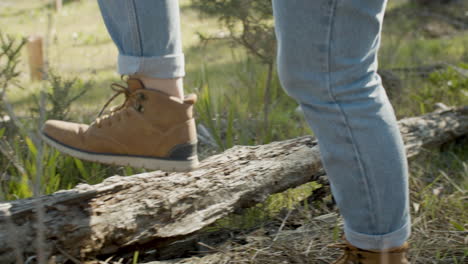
[{"left": 0, "top": 106, "right": 467, "bottom": 263}]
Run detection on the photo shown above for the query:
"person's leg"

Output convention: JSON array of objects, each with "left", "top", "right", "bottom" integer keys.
[
  {"left": 272, "top": 0, "right": 410, "bottom": 251},
  {"left": 42, "top": 0, "right": 198, "bottom": 171},
  {"left": 97, "top": 0, "right": 184, "bottom": 98}
]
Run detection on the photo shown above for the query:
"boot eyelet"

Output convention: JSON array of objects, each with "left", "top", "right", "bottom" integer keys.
[{"left": 138, "top": 93, "right": 146, "bottom": 100}]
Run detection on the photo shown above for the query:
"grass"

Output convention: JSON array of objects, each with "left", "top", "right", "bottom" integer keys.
[{"left": 0, "top": 0, "right": 467, "bottom": 263}]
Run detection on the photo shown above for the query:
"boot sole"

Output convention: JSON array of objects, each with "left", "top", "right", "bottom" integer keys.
[{"left": 41, "top": 133, "right": 199, "bottom": 172}]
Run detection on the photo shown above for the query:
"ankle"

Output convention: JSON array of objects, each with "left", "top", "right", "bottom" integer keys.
[{"left": 132, "top": 75, "right": 184, "bottom": 99}]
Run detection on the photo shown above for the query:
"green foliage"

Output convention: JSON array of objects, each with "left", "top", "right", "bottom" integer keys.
[
  {"left": 214, "top": 181, "right": 322, "bottom": 230},
  {"left": 192, "top": 0, "right": 278, "bottom": 136},
  {"left": 428, "top": 65, "right": 468, "bottom": 95},
  {"left": 0, "top": 133, "right": 130, "bottom": 200},
  {"left": 409, "top": 65, "right": 468, "bottom": 114},
  {"left": 0, "top": 31, "right": 133, "bottom": 201},
  {"left": 132, "top": 251, "right": 139, "bottom": 264},
  {"left": 0, "top": 31, "right": 26, "bottom": 101},
  {"left": 40, "top": 71, "right": 92, "bottom": 120},
  {"left": 194, "top": 54, "right": 310, "bottom": 153},
  {"left": 192, "top": 0, "right": 275, "bottom": 64},
  {"left": 0, "top": 33, "right": 26, "bottom": 94}
]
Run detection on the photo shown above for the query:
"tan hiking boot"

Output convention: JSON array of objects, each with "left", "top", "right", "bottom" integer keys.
[
  {"left": 329, "top": 241, "right": 410, "bottom": 264},
  {"left": 41, "top": 78, "right": 199, "bottom": 172}
]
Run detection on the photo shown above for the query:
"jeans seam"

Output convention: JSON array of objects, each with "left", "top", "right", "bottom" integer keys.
[
  {"left": 325, "top": 0, "right": 378, "bottom": 233},
  {"left": 128, "top": 0, "right": 143, "bottom": 57}
]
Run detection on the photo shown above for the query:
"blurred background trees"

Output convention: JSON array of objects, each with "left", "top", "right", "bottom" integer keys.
[{"left": 192, "top": 0, "right": 276, "bottom": 135}]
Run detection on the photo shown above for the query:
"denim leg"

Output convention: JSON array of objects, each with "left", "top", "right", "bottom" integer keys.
[
  {"left": 97, "top": 0, "right": 184, "bottom": 78},
  {"left": 272, "top": 0, "right": 410, "bottom": 250}
]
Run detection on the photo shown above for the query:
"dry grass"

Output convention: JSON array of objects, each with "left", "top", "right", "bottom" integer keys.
[
  {"left": 80, "top": 143, "right": 466, "bottom": 264},
  {"left": 94, "top": 142, "right": 466, "bottom": 264}
]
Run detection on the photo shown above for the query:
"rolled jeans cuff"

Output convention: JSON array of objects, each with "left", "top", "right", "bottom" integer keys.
[
  {"left": 117, "top": 53, "right": 185, "bottom": 79},
  {"left": 344, "top": 220, "right": 411, "bottom": 250}
]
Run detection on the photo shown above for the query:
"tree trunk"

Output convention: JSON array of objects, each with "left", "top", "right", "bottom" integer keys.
[{"left": 0, "top": 106, "right": 467, "bottom": 263}]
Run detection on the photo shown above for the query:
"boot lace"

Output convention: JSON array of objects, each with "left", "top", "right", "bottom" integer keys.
[{"left": 95, "top": 82, "right": 145, "bottom": 128}]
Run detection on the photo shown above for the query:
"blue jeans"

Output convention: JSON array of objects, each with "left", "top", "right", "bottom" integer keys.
[{"left": 98, "top": 0, "right": 410, "bottom": 250}]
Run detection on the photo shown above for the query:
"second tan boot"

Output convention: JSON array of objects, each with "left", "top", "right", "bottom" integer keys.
[{"left": 329, "top": 240, "right": 410, "bottom": 264}]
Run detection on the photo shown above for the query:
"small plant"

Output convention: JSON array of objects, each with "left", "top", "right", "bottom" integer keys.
[
  {"left": 410, "top": 65, "right": 468, "bottom": 114},
  {"left": 34, "top": 70, "right": 91, "bottom": 120},
  {"left": 192, "top": 0, "right": 275, "bottom": 64},
  {"left": 0, "top": 31, "right": 26, "bottom": 102}
]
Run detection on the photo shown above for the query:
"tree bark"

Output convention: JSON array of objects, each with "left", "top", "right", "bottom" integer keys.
[{"left": 0, "top": 106, "right": 467, "bottom": 263}]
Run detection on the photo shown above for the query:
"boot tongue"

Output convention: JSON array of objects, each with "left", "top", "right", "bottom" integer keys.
[{"left": 127, "top": 78, "right": 145, "bottom": 92}]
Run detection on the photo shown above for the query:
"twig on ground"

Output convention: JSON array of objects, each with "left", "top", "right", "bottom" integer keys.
[{"left": 55, "top": 247, "right": 81, "bottom": 264}]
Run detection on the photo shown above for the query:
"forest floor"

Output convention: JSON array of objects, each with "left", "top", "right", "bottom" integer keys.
[{"left": 0, "top": 0, "right": 467, "bottom": 263}]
